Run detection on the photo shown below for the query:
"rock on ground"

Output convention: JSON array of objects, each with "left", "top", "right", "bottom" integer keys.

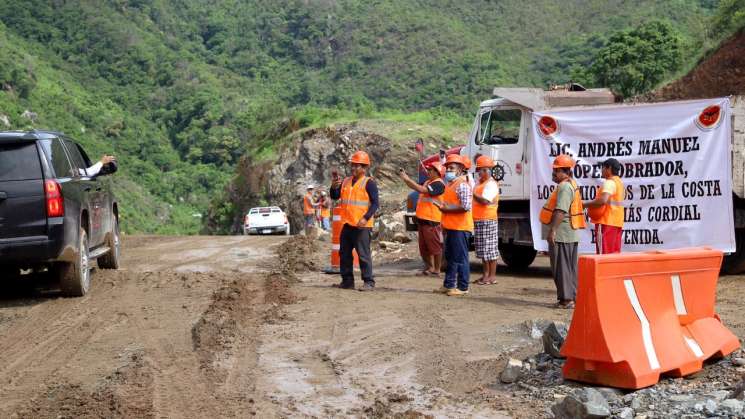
[
  {"left": 542, "top": 321, "right": 568, "bottom": 359},
  {"left": 551, "top": 388, "right": 610, "bottom": 418}
]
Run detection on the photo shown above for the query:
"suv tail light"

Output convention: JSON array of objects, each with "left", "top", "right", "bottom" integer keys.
[
  {"left": 245, "top": 214, "right": 250, "bottom": 227},
  {"left": 284, "top": 215, "right": 288, "bottom": 225},
  {"left": 45, "top": 180, "right": 64, "bottom": 217}
]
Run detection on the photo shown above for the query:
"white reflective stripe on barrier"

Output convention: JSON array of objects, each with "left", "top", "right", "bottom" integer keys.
[
  {"left": 684, "top": 335, "right": 704, "bottom": 358},
  {"left": 624, "top": 279, "right": 661, "bottom": 370},
  {"left": 332, "top": 244, "right": 340, "bottom": 250},
  {"left": 671, "top": 274, "right": 688, "bottom": 316}
]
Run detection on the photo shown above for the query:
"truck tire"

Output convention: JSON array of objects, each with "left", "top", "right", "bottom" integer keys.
[
  {"left": 723, "top": 228, "right": 745, "bottom": 274},
  {"left": 499, "top": 243, "right": 537, "bottom": 271},
  {"left": 98, "top": 216, "right": 121, "bottom": 269},
  {"left": 57, "top": 228, "right": 91, "bottom": 297}
]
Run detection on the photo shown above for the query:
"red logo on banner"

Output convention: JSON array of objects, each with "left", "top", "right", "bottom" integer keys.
[
  {"left": 696, "top": 105, "right": 722, "bottom": 130},
  {"left": 538, "top": 116, "right": 559, "bottom": 138}
]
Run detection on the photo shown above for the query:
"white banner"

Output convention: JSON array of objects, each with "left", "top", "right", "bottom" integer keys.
[{"left": 529, "top": 98, "right": 734, "bottom": 253}]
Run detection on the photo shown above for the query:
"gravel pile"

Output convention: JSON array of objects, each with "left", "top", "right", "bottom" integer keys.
[{"left": 498, "top": 321, "right": 745, "bottom": 418}]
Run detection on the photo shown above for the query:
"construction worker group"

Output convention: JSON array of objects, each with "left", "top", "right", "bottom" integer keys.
[{"left": 326, "top": 150, "right": 624, "bottom": 308}]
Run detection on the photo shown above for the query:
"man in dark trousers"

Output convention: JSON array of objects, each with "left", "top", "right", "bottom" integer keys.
[{"left": 330, "top": 151, "right": 379, "bottom": 291}]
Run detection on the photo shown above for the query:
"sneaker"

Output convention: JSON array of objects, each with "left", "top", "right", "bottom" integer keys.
[
  {"left": 332, "top": 283, "right": 354, "bottom": 290},
  {"left": 433, "top": 286, "right": 453, "bottom": 294},
  {"left": 358, "top": 283, "right": 375, "bottom": 292},
  {"left": 446, "top": 288, "right": 469, "bottom": 297}
]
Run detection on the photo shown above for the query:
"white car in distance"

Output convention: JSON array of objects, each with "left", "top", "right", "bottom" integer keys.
[{"left": 244, "top": 206, "right": 291, "bottom": 235}]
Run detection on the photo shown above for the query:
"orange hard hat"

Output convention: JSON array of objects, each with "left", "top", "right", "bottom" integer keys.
[
  {"left": 349, "top": 150, "right": 371, "bottom": 165},
  {"left": 425, "top": 161, "right": 444, "bottom": 176},
  {"left": 552, "top": 154, "right": 575, "bottom": 169},
  {"left": 445, "top": 154, "right": 464, "bottom": 166},
  {"left": 462, "top": 156, "right": 472, "bottom": 170},
  {"left": 475, "top": 155, "right": 495, "bottom": 169}
]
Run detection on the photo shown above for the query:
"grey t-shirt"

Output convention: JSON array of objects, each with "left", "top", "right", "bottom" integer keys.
[{"left": 541, "top": 180, "right": 580, "bottom": 243}]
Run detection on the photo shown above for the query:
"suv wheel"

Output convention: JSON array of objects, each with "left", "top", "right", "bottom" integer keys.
[
  {"left": 57, "top": 228, "right": 91, "bottom": 297},
  {"left": 98, "top": 216, "right": 121, "bottom": 269}
]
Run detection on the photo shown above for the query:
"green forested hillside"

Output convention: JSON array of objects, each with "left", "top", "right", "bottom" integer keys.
[{"left": 0, "top": 0, "right": 727, "bottom": 233}]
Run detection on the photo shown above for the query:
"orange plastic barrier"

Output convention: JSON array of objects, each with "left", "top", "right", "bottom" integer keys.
[
  {"left": 324, "top": 206, "right": 358, "bottom": 273},
  {"left": 561, "top": 248, "right": 740, "bottom": 389}
]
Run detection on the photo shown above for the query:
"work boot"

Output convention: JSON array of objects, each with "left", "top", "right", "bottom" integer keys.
[
  {"left": 446, "top": 288, "right": 469, "bottom": 297},
  {"left": 332, "top": 282, "right": 354, "bottom": 290},
  {"left": 433, "top": 286, "right": 453, "bottom": 294},
  {"left": 358, "top": 282, "right": 375, "bottom": 292}
]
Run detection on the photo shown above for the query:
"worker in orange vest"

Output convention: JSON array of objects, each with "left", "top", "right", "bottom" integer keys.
[
  {"left": 319, "top": 191, "right": 332, "bottom": 231},
  {"left": 472, "top": 156, "right": 500, "bottom": 285},
  {"left": 539, "top": 154, "right": 586, "bottom": 309},
  {"left": 303, "top": 185, "right": 318, "bottom": 235},
  {"left": 432, "top": 154, "right": 473, "bottom": 297},
  {"left": 398, "top": 161, "right": 445, "bottom": 276},
  {"left": 583, "top": 158, "right": 625, "bottom": 254},
  {"left": 329, "top": 151, "right": 379, "bottom": 291}
]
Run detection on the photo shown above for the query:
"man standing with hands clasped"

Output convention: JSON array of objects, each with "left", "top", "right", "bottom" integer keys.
[
  {"left": 433, "top": 154, "right": 473, "bottom": 297},
  {"left": 539, "top": 154, "right": 586, "bottom": 309},
  {"left": 330, "top": 151, "right": 379, "bottom": 292},
  {"left": 583, "top": 158, "right": 625, "bottom": 254}
]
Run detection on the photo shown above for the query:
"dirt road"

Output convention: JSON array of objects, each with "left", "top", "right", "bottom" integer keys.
[{"left": 0, "top": 235, "right": 743, "bottom": 418}]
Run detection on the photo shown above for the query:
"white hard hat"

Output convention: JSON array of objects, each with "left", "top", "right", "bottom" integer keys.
[{"left": 307, "top": 184, "right": 315, "bottom": 189}]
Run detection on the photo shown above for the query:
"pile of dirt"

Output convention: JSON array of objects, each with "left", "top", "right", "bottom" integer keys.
[
  {"left": 647, "top": 29, "right": 745, "bottom": 101},
  {"left": 191, "top": 275, "right": 257, "bottom": 380},
  {"left": 276, "top": 234, "right": 324, "bottom": 274},
  {"left": 263, "top": 272, "right": 301, "bottom": 323}
]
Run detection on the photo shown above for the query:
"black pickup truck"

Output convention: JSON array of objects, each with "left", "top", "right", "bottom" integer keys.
[{"left": 0, "top": 130, "right": 120, "bottom": 296}]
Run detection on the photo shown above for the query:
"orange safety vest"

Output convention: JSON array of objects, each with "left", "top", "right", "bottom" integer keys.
[
  {"left": 303, "top": 192, "right": 315, "bottom": 215},
  {"left": 539, "top": 178, "right": 586, "bottom": 229},
  {"left": 339, "top": 176, "right": 374, "bottom": 228},
  {"left": 441, "top": 177, "right": 474, "bottom": 232},
  {"left": 415, "top": 178, "right": 443, "bottom": 223},
  {"left": 594, "top": 176, "right": 625, "bottom": 228},
  {"left": 473, "top": 179, "right": 499, "bottom": 221},
  {"left": 321, "top": 201, "right": 331, "bottom": 218}
]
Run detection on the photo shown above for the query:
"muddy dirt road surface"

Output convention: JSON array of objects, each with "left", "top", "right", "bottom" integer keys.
[{"left": 0, "top": 235, "right": 743, "bottom": 418}]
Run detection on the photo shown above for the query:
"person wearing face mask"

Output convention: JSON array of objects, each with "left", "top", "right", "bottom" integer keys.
[
  {"left": 432, "top": 154, "right": 474, "bottom": 297},
  {"left": 539, "top": 154, "right": 586, "bottom": 309},
  {"left": 472, "top": 155, "right": 500, "bottom": 285},
  {"left": 329, "top": 151, "right": 379, "bottom": 292}
]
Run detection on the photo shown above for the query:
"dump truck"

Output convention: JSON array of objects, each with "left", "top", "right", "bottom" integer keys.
[{"left": 460, "top": 85, "right": 745, "bottom": 272}]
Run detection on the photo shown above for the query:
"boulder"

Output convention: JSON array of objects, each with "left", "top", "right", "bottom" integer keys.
[
  {"left": 721, "top": 399, "right": 744, "bottom": 415},
  {"left": 551, "top": 388, "right": 611, "bottom": 418},
  {"left": 542, "top": 321, "right": 569, "bottom": 359},
  {"left": 617, "top": 407, "right": 634, "bottom": 419},
  {"left": 499, "top": 358, "right": 523, "bottom": 384}
]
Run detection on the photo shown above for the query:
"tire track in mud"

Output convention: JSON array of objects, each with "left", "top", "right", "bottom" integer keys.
[{"left": 0, "top": 235, "right": 292, "bottom": 418}]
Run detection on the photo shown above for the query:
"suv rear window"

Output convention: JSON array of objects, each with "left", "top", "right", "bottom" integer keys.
[
  {"left": 39, "top": 139, "right": 74, "bottom": 178},
  {"left": 0, "top": 142, "right": 42, "bottom": 181}
]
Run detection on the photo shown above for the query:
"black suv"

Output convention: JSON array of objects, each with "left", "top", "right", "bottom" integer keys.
[{"left": 0, "top": 130, "right": 120, "bottom": 296}]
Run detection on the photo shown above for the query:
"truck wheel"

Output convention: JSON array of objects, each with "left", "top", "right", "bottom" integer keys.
[
  {"left": 723, "top": 228, "right": 745, "bottom": 274},
  {"left": 57, "top": 228, "right": 91, "bottom": 297},
  {"left": 499, "top": 243, "right": 537, "bottom": 271},
  {"left": 98, "top": 216, "right": 121, "bottom": 269}
]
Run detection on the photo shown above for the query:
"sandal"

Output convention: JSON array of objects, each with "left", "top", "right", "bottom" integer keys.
[
  {"left": 554, "top": 301, "right": 575, "bottom": 309},
  {"left": 473, "top": 276, "right": 486, "bottom": 285},
  {"left": 416, "top": 270, "right": 432, "bottom": 277},
  {"left": 481, "top": 278, "right": 498, "bottom": 285}
]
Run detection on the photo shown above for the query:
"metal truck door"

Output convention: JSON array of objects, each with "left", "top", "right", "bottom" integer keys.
[{"left": 471, "top": 108, "right": 525, "bottom": 199}]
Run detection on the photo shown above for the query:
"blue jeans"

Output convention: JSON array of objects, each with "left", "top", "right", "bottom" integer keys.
[
  {"left": 322, "top": 217, "right": 330, "bottom": 231},
  {"left": 444, "top": 229, "right": 471, "bottom": 291}
]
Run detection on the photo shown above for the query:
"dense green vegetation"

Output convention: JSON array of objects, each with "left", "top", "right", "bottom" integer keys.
[{"left": 0, "top": 0, "right": 738, "bottom": 233}]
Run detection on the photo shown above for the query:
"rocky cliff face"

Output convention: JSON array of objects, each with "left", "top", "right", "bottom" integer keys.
[{"left": 208, "top": 124, "right": 426, "bottom": 234}]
